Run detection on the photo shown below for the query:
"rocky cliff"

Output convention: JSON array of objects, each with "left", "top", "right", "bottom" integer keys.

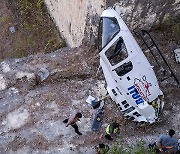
[
  {"left": 45, "top": 0, "right": 180, "bottom": 47},
  {"left": 45, "top": 0, "right": 105, "bottom": 47},
  {"left": 0, "top": 1, "right": 180, "bottom": 153}
]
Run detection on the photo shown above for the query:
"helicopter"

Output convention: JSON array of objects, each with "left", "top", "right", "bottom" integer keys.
[{"left": 97, "top": 7, "right": 167, "bottom": 124}]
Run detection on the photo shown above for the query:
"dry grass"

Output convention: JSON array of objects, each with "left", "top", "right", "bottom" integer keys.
[{"left": 0, "top": 0, "right": 66, "bottom": 60}]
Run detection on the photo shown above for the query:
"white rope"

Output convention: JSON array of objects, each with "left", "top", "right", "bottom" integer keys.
[{"left": 95, "top": 65, "right": 101, "bottom": 77}]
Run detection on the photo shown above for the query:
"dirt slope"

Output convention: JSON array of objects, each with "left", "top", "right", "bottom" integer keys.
[{"left": 0, "top": 41, "right": 179, "bottom": 153}]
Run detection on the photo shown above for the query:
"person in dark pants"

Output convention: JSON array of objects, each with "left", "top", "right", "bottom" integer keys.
[
  {"left": 63, "top": 111, "right": 82, "bottom": 135},
  {"left": 105, "top": 121, "right": 120, "bottom": 141}
]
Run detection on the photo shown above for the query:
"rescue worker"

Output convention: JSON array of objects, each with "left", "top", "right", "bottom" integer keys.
[
  {"left": 95, "top": 143, "right": 109, "bottom": 154},
  {"left": 105, "top": 121, "right": 119, "bottom": 140}
]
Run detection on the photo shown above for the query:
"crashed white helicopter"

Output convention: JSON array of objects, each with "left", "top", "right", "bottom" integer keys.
[{"left": 97, "top": 8, "right": 166, "bottom": 124}]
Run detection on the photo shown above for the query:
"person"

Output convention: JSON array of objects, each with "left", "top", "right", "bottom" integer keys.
[
  {"left": 95, "top": 143, "right": 109, "bottom": 154},
  {"left": 105, "top": 121, "right": 120, "bottom": 141},
  {"left": 149, "top": 129, "right": 177, "bottom": 153},
  {"left": 63, "top": 111, "right": 82, "bottom": 135}
]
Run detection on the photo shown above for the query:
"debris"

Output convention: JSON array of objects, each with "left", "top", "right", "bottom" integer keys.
[
  {"left": 0, "top": 74, "right": 6, "bottom": 90},
  {"left": 174, "top": 48, "right": 180, "bottom": 63},
  {"left": 8, "top": 87, "right": 19, "bottom": 95},
  {"left": 16, "top": 71, "right": 34, "bottom": 80},
  {"left": 37, "top": 68, "right": 49, "bottom": 82},
  {"left": 86, "top": 95, "right": 101, "bottom": 109},
  {"left": 1, "top": 62, "right": 11, "bottom": 73},
  {"left": 96, "top": 82, "right": 107, "bottom": 98},
  {"left": 36, "top": 102, "right": 41, "bottom": 106},
  {"left": 9, "top": 26, "right": 15, "bottom": 33},
  {"left": 86, "top": 95, "right": 96, "bottom": 104},
  {"left": 92, "top": 101, "right": 105, "bottom": 131}
]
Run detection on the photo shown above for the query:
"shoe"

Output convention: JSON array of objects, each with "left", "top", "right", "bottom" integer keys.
[
  {"left": 77, "top": 132, "right": 82, "bottom": 135},
  {"left": 63, "top": 119, "right": 68, "bottom": 123}
]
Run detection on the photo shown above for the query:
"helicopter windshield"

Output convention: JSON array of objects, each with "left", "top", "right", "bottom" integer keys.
[{"left": 98, "top": 17, "right": 120, "bottom": 50}]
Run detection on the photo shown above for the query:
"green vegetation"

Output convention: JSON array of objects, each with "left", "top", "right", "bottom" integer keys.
[
  {"left": 100, "top": 141, "right": 156, "bottom": 154},
  {"left": 7, "top": 0, "right": 66, "bottom": 58},
  {"left": 152, "top": 16, "right": 180, "bottom": 41},
  {"left": 1, "top": 15, "right": 7, "bottom": 23}
]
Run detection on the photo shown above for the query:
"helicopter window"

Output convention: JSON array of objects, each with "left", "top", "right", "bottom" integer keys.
[
  {"left": 133, "top": 112, "right": 141, "bottom": 117},
  {"left": 105, "top": 37, "right": 128, "bottom": 66},
  {"left": 121, "top": 100, "right": 127, "bottom": 105},
  {"left": 112, "top": 89, "right": 118, "bottom": 96},
  {"left": 122, "top": 106, "right": 135, "bottom": 114},
  {"left": 117, "top": 103, "right": 123, "bottom": 110},
  {"left": 121, "top": 100, "right": 130, "bottom": 108},
  {"left": 114, "top": 61, "right": 133, "bottom": 76},
  {"left": 129, "top": 117, "right": 135, "bottom": 120},
  {"left": 127, "top": 76, "right": 131, "bottom": 81},
  {"left": 98, "top": 17, "right": 120, "bottom": 50},
  {"left": 124, "top": 104, "right": 130, "bottom": 108},
  {"left": 126, "top": 115, "right": 130, "bottom": 118}
]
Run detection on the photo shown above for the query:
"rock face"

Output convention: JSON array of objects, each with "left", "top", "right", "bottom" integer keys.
[
  {"left": 0, "top": 46, "right": 103, "bottom": 153},
  {"left": 45, "top": 0, "right": 179, "bottom": 47},
  {"left": 45, "top": 0, "right": 105, "bottom": 47},
  {"left": 107, "top": 0, "right": 180, "bottom": 28}
]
